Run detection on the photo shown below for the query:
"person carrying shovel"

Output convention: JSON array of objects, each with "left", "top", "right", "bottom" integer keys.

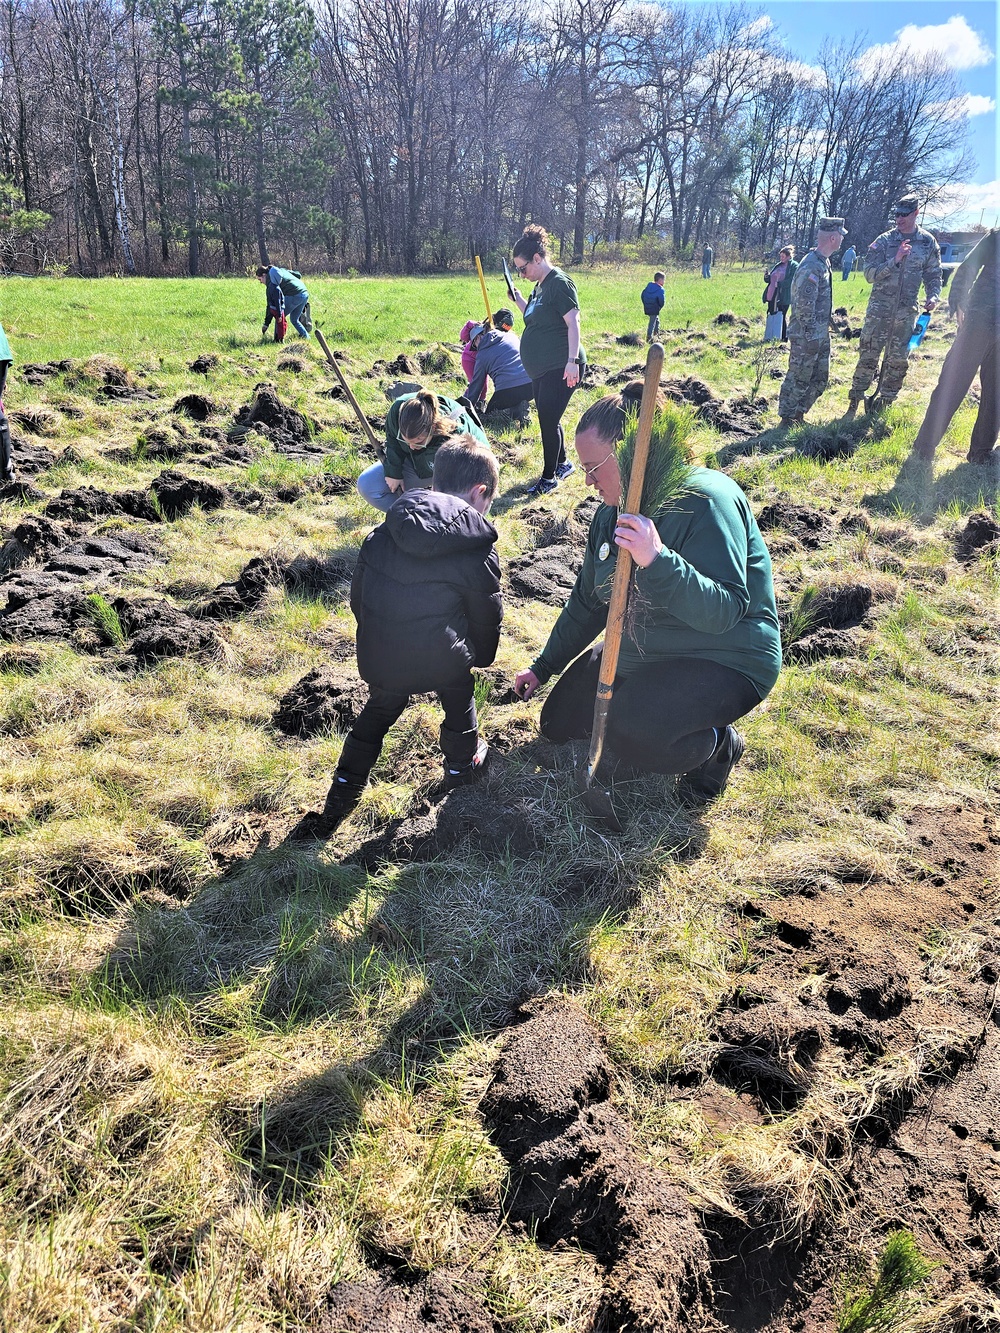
[{"left": 513, "top": 375, "right": 781, "bottom": 805}]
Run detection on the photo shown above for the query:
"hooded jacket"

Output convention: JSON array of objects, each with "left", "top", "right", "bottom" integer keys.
[
  {"left": 466, "top": 330, "right": 531, "bottom": 404},
  {"left": 641, "top": 281, "right": 665, "bottom": 315},
  {"left": 351, "top": 490, "right": 503, "bottom": 694}
]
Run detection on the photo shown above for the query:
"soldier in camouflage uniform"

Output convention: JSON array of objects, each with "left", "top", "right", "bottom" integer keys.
[
  {"left": 845, "top": 193, "right": 941, "bottom": 416},
  {"left": 778, "top": 218, "right": 847, "bottom": 426}
]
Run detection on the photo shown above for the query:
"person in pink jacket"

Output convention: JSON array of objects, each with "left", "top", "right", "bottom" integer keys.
[{"left": 459, "top": 320, "right": 480, "bottom": 384}]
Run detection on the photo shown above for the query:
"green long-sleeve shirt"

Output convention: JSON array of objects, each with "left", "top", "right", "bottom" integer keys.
[
  {"left": 383, "top": 393, "right": 489, "bottom": 482},
  {"left": 531, "top": 467, "right": 782, "bottom": 699}
]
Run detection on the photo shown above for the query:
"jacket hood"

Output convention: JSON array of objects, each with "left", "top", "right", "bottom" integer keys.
[
  {"left": 476, "top": 330, "right": 504, "bottom": 352},
  {"left": 384, "top": 490, "right": 497, "bottom": 559}
]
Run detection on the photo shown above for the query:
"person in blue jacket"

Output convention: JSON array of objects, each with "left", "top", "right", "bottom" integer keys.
[
  {"left": 841, "top": 244, "right": 857, "bottom": 280},
  {"left": 465, "top": 320, "right": 533, "bottom": 418},
  {"left": 255, "top": 264, "right": 311, "bottom": 338},
  {"left": 641, "top": 271, "right": 666, "bottom": 340}
]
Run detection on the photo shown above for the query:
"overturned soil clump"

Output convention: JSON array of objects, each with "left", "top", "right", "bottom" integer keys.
[
  {"left": 150, "top": 469, "right": 227, "bottom": 518},
  {"left": 231, "top": 384, "right": 323, "bottom": 457},
  {"left": 481, "top": 997, "right": 711, "bottom": 1330},
  {"left": 189, "top": 353, "right": 219, "bottom": 374},
  {"left": 172, "top": 393, "right": 216, "bottom": 422},
  {"left": 116, "top": 597, "right": 220, "bottom": 662},
  {"left": 319, "top": 1268, "right": 498, "bottom": 1332},
  {"left": 274, "top": 664, "right": 368, "bottom": 737},
  {"left": 679, "top": 804, "right": 1000, "bottom": 1328},
  {"left": 44, "top": 486, "right": 160, "bottom": 524},
  {"left": 507, "top": 542, "right": 583, "bottom": 604},
  {"left": 520, "top": 496, "right": 599, "bottom": 550},
  {"left": 190, "top": 555, "right": 281, "bottom": 619},
  {"left": 954, "top": 510, "right": 1000, "bottom": 562},
  {"left": 757, "top": 503, "right": 833, "bottom": 549},
  {"left": 9, "top": 438, "right": 57, "bottom": 475}
]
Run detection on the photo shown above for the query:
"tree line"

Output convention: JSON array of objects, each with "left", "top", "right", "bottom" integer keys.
[{"left": 0, "top": 0, "right": 974, "bottom": 275}]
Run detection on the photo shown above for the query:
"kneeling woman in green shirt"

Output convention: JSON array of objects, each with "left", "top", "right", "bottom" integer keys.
[{"left": 513, "top": 385, "right": 781, "bottom": 799}]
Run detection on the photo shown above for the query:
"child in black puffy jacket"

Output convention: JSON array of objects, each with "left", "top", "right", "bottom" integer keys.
[{"left": 299, "top": 436, "right": 503, "bottom": 837}]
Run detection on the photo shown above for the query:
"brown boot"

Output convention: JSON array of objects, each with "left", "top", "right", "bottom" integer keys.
[{"left": 843, "top": 397, "right": 860, "bottom": 420}]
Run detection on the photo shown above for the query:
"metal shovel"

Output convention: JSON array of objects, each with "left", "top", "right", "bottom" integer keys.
[{"left": 579, "top": 341, "right": 665, "bottom": 830}]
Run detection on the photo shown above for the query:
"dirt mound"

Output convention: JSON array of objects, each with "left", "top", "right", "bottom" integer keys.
[
  {"left": 9, "top": 439, "right": 57, "bottom": 475},
  {"left": 798, "top": 428, "right": 859, "bottom": 460},
  {"left": 44, "top": 486, "right": 159, "bottom": 523},
  {"left": 784, "top": 625, "right": 865, "bottom": 664},
  {"left": 608, "top": 362, "right": 645, "bottom": 387},
  {"left": 274, "top": 665, "right": 368, "bottom": 737},
  {"left": 116, "top": 597, "right": 219, "bottom": 662},
  {"left": 0, "top": 480, "right": 45, "bottom": 504},
  {"left": 685, "top": 804, "right": 1000, "bottom": 1315},
  {"left": 276, "top": 354, "right": 306, "bottom": 374},
  {"left": 954, "top": 510, "right": 1000, "bottom": 562},
  {"left": 481, "top": 998, "right": 711, "bottom": 1329},
  {"left": 189, "top": 353, "right": 219, "bottom": 374},
  {"left": 805, "top": 581, "right": 872, "bottom": 629},
  {"left": 662, "top": 375, "right": 716, "bottom": 407},
  {"left": 831, "top": 309, "right": 861, "bottom": 339},
  {"left": 172, "top": 394, "right": 215, "bottom": 422},
  {"left": 231, "top": 384, "right": 322, "bottom": 456},
  {"left": 0, "top": 514, "right": 69, "bottom": 573},
  {"left": 19, "top": 359, "right": 73, "bottom": 386},
  {"left": 616, "top": 331, "right": 642, "bottom": 346},
  {"left": 507, "top": 543, "right": 583, "bottom": 603},
  {"left": 520, "top": 496, "right": 599, "bottom": 549},
  {"left": 418, "top": 345, "right": 455, "bottom": 373},
  {"left": 319, "top": 1268, "right": 498, "bottom": 1332},
  {"left": 190, "top": 555, "right": 281, "bottom": 619},
  {"left": 280, "top": 552, "right": 355, "bottom": 594},
  {"left": 10, "top": 406, "right": 61, "bottom": 437},
  {"left": 714, "top": 311, "right": 737, "bottom": 325},
  {"left": 757, "top": 503, "right": 833, "bottom": 548},
  {"left": 150, "top": 469, "right": 226, "bottom": 519}
]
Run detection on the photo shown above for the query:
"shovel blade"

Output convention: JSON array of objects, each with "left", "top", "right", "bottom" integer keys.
[{"left": 577, "top": 761, "right": 623, "bottom": 833}]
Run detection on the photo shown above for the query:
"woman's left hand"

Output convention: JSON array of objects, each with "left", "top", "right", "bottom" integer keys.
[
  {"left": 614, "top": 513, "right": 663, "bottom": 567},
  {"left": 563, "top": 360, "right": 580, "bottom": 388}
]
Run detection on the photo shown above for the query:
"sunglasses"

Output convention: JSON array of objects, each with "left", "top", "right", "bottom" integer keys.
[{"left": 513, "top": 260, "right": 531, "bottom": 275}]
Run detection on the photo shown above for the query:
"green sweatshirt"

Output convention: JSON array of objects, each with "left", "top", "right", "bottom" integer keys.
[
  {"left": 383, "top": 393, "right": 489, "bottom": 482},
  {"left": 531, "top": 467, "right": 781, "bottom": 699}
]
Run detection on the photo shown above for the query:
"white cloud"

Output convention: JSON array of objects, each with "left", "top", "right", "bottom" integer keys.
[
  {"left": 740, "top": 15, "right": 772, "bottom": 40},
  {"left": 857, "top": 15, "right": 994, "bottom": 78},
  {"left": 757, "top": 51, "right": 826, "bottom": 89},
  {"left": 925, "top": 179, "right": 1000, "bottom": 228},
  {"left": 925, "top": 93, "right": 997, "bottom": 121}
]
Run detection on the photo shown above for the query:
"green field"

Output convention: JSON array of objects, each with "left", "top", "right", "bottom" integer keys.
[{"left": 0, "top": 268, "right": 997, "bottom": 1332}]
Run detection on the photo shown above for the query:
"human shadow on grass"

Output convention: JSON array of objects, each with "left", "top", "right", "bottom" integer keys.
[
  {"left": 862, "top": 451, "right": 1000, "bottom": 520},
  {"left": 712, "top": 414, "right": 887, "bottom": 470},
  {"left": 93, "top": 730, "right": 710, "bottom": 1203}
]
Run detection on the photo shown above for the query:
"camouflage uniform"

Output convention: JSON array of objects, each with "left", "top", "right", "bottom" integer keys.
[
  {"left": 850, "top": 217, "right": 941, "bottom": 406},
  {"left": 779, "top": 248, "right": 833, "bottom": 419}
]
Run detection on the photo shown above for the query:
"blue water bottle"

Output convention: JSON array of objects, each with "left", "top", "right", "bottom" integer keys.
[{"left": 908, "top": 312, "right": 931, "bottom": 352}]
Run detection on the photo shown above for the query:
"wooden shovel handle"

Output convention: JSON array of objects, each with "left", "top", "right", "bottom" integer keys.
[
  {"left": 587, "top": 342, "right": 664, "bottom": 777},
  {"left": 315, "top": 328, "right": 386, "bottom": 463}
]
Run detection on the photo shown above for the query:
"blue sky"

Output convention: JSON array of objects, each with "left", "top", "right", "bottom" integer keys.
[{"left": 754, "top": 2, "right": 998, "bottom": 225}]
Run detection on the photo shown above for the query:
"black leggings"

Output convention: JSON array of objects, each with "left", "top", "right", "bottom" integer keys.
[
  {"left": 486, "top": 383, "right": 533, "bottom": 413},
  {"left": 540, "top": 653, "right": 761, "bottom": 774},
  {"left": 532, "top": 366, "right": 575, "bottom": 479}
]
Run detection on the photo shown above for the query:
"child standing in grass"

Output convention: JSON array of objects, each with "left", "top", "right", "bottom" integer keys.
[
  {"left": 641, "top": 272, "right": 666, "bottom": 341},
  {"left": 298, "top": 436, "right": 503, "bottom": 838}
]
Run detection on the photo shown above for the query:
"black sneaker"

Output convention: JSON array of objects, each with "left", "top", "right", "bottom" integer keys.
[
  {"left": 555, "top": 460, "right": 575, "bottom": 481},
  {"left": 442, "top": 739, "right": 490, "bottom": 790},
  {"left": 677, "top": 727, "right": 745, "bottom": 803},
  {"left": 526, "top": 475, "right": 558, "bottom": 497}
]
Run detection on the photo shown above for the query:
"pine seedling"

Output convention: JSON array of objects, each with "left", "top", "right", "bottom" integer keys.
[
  {"left": 836, "top": 1230, "right": 935, "bottom": 1333},
  {"left": 617, "top": 400, "right": 694, "bottom": 518},
  {"left": 85, "top": 592, "right": 127, "bottom": 647}
]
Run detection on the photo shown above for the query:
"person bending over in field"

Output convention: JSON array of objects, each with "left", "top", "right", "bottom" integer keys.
[
  {"left": 297, "top": 436, "right": 503, "bottom": 838},
  {"left": 255, "top": 264, "right": 311, "bottom": 340},
  {"left": 513, "top": 384, "right": 781, "bottom": 802},
  {"left": 356, "top": 387, "right": 491, "bottom": 513}
]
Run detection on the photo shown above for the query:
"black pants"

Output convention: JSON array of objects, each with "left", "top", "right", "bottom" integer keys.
[
  {"left": 532, "top": 366, "right": 575, "bottom": 480},
  {"left": 486, "top": 382, "right": 533, "bottom": 414},
  {"left": 0, "top": 361, "right": 12, "bottom": 481},
  {"left": 540, "top": 653, "right": 761, "bottom": 774},
  {"left": 338, "top": 676, "right": 478, "bottom": 780},
  {"left": 912, "top": 312, "right": 999, "bottom": 460}
]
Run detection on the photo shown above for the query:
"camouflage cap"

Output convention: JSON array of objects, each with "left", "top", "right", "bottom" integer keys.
[
  {"left": 818, "top": 217, "right": 848, "bottom": 235},
  {"left": 894, "top": 194, "right": 919, "bottom": 215}
]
